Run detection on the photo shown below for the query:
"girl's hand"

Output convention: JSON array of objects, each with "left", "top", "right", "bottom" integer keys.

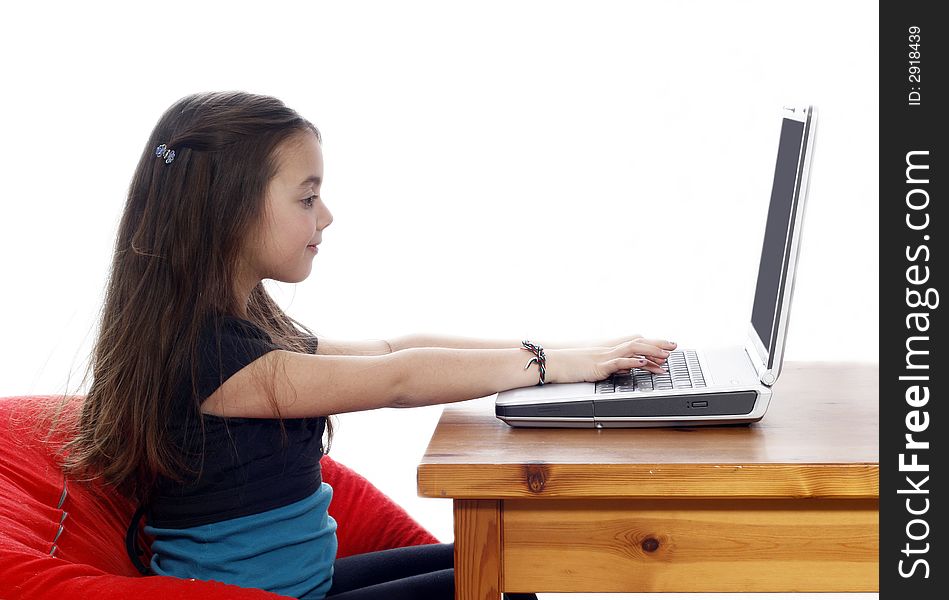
[
  {"left": 585, "top": 335, "right": 676, "bottom": 364},
  {"left": 592, "top": 334, "right": 675, "bottom": 351},
  {"left": 545, "top": 338, "right": 677, "bottom": 384}
]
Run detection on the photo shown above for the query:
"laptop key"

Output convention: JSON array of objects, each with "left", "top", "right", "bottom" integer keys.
[{"left": 595, "top": 380, "right": 615, "bottom": 393}]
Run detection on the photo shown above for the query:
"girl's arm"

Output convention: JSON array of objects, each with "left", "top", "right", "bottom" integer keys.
[
  {"left": 201, "top": 347, "right": 544, "bottom": 418},
  {"left": 201, "top": 341, "right": 672, "bottom": 418},
  {"left": 315, "top": 334, "right": 586, "bottom": 356},
  {"left": 387, "top": 333, "right": 588, "bottom": 353},
  {"left": 316, "top": 338, "right": 390, "bottom": 356}
]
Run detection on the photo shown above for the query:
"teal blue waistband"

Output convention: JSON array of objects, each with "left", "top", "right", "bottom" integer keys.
[{"left": 145, "top": 482, "right": 337, "bottom": 600}]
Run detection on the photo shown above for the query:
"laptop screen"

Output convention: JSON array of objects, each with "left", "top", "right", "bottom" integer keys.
[{"left": 750, "top": 117, "right": 806, "bottom": 364}]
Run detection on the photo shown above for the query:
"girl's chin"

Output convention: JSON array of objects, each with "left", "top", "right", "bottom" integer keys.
[{"left": 273, "top": 270, "right": 312, "bottom": 285}]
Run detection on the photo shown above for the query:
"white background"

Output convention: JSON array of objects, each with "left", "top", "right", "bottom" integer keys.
[{"left": 0, "top": 1, "right": 878, "bottom": 598}]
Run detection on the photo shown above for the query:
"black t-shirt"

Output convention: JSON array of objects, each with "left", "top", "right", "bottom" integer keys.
[{"left": 147, "top": 315, "right": 326, "bottom": 529}]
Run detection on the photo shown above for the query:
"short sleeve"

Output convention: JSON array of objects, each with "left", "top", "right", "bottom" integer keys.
[{"left": 193, "top": 316, "right": 281, "bottom": 402}]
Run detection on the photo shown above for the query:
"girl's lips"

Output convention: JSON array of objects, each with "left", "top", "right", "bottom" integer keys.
[{"left": 307, "top": 244, "right": 319, "bottom": 253}]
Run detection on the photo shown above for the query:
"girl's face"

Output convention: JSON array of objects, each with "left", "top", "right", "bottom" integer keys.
[{"left": 241, "top": 131, "right": 332, "bottom": 292}]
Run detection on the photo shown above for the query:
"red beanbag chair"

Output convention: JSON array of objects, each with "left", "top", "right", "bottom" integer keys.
[{"left": 0, "top": 395, "right": 439, "bottom": 599}]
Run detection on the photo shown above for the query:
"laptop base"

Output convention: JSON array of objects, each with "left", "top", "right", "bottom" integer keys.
[{"left": 496, "top": 387, "right": 770, "bottom": 428}]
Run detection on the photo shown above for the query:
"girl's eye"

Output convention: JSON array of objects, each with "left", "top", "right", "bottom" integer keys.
[{"left": 302, "top": 195, "right": 318, "bottom": 208}]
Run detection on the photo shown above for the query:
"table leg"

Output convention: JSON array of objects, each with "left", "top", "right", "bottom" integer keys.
[{"left": 453, "top": 499, "right": 502, "bottom": 600}]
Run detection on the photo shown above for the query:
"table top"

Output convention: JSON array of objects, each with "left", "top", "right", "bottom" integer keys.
[{"left": 417, "top": 361, "right": 879, "bottom": 500}]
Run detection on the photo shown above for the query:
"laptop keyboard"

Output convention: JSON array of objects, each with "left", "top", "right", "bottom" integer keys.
[{"left": 595, "top": 349, "right": 708, "bottom": 393}]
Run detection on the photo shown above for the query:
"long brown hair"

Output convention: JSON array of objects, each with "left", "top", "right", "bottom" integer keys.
[{"left": 52, "top": 91, "right": 334, "bottom": 506}]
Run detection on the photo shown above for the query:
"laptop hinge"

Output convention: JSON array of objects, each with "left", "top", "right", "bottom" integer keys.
[{"left": 743, "top": 338, "right": 772, "bottom": 387}]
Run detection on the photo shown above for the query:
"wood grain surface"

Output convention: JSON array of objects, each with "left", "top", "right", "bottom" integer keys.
[
  {"left": 420, "top": 362, "right": 880, "bottom": 596},
  {"left": 418, "top": 362, "right": 879, "bottom": 499},
  {"left": 501, "top": 498, "right": 878, "bottom": 592},
  {"left": 453, "top": 500, "right": 502, "bottom": 600}
]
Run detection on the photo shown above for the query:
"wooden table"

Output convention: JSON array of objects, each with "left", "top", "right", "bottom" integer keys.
[{"left": 417, "top": 361, "right": 879, "bottom": 598}]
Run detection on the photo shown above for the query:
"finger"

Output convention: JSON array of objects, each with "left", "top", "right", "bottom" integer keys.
[
  {"left": 614, "top": 357, "right": 648, "bottom": 373},
  {"left": 635, "top": 352, "right": 667, "bottom": 364},
  {"left": 626, "top": 340, "right": 669, "bottom": 359},
  {"left": 644, "top": 358, "right": 667, "bottom": 374},
  {"left": 641, "top": 343, "right": 678, "bottom": 361},
  {"left": 636, "top": 338, "right": 677, "bottom": 350},
  {"left": 631, "top": 358, "right": 665, "bottom": 375}
]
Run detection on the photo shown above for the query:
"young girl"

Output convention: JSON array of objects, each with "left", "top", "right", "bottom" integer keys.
[{"left": 59, "top": 90, "right": 676, "bottom": 600}]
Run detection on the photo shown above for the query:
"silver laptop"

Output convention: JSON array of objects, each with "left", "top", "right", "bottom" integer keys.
[{"left": 496, "top": 105, "right": 818, "bottom": 428}]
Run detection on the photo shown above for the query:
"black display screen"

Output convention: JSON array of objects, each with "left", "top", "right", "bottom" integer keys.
[{"left": 751, "top": 117, "right": 805, "bottom": 366}]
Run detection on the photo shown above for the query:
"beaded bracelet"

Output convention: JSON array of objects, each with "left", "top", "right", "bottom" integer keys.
[{"left": 521, "top": 340, "right": 546, "bottom": 386}]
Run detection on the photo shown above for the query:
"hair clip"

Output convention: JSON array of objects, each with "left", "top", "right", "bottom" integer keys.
[{"left": 155, "top": 143, "right": 176, "bottom": 164}]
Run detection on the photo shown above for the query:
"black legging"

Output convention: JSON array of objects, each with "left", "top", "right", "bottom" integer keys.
[{"left": 321, "top": 542, "right": 536, "bottom": 600}]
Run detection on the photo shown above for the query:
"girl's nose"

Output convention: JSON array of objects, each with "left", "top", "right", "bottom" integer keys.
[{"left": 321, "top": 202, "right": 333, "bottom": 229}]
